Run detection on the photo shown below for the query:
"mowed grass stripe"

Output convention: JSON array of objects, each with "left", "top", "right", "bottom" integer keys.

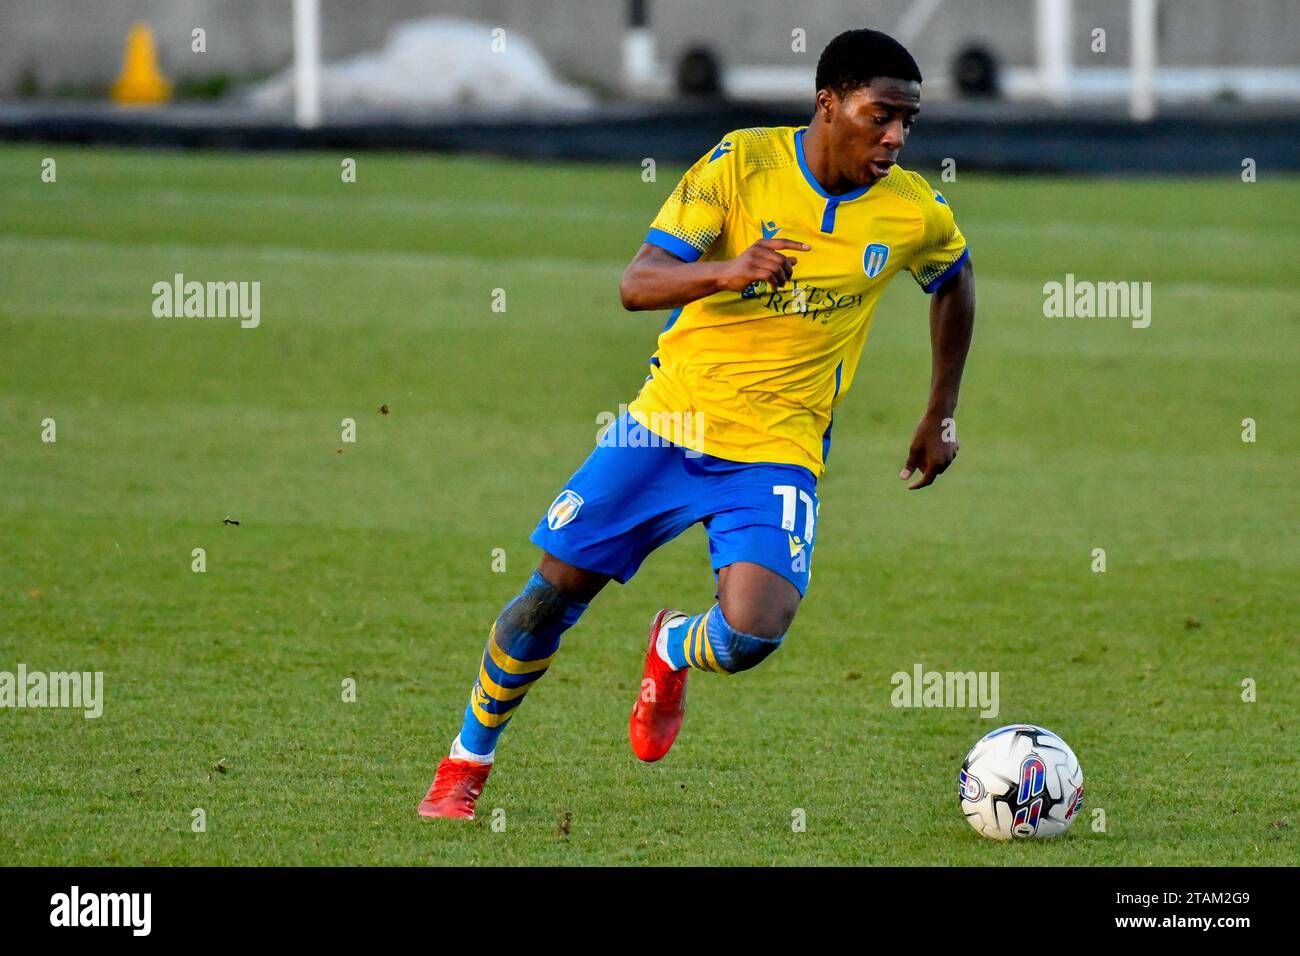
[{"left": 8, "top": 179, "right": 1300, "bottom": 245}]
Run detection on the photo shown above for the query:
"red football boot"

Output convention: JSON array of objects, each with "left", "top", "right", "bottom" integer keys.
[
  {"left": 629, "top": 609, "right": 690, "bottom": 762},
  {"left": 417, "top": 757, "right": 492, "bottom": 819}
]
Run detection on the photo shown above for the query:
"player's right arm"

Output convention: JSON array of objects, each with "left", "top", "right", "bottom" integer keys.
[
  {"left": 619, "top": 238, "right": 810, "bottom": 312},
  {"left": 618, "top": 131, "right": 810, "bottom": 312}
]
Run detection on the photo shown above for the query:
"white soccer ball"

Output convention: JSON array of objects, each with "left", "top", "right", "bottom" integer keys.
[{"left": 958, "top": 723, "right": 1084, "bottom": 840}]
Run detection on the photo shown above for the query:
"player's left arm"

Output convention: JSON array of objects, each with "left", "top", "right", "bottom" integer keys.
[{"left": 901, "top": 257, "right": 975, "bottom": 491}]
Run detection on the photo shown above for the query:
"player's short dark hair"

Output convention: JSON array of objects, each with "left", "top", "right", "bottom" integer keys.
[{"left": 815, "top": 29, "right": 922, "bottom": 96}]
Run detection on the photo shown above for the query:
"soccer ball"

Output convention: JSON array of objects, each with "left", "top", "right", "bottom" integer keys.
[{"left": 958, "top": 724, "right": 1084, "bottom": 840}]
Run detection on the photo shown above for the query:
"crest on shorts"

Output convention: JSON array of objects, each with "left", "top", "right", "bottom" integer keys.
[{"left": 546, "top": 490, "right": 584, "bottom": 530}]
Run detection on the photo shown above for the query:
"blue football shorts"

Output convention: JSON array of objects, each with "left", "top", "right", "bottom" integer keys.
[{"left": 530, "top": 413, "right": 819, "bottom": 595}]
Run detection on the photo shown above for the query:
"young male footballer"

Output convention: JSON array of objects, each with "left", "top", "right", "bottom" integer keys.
[{"left": 420, "top": 28, "right": 976, "bottom": 818}]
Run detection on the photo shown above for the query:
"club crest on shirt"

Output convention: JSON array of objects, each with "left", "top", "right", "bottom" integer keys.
[
  {"left": 546, "top": 490, "right": 584, "bottom": 530},
  {"left": 863, "top": 242, "right": 890, "bottom": 279}
]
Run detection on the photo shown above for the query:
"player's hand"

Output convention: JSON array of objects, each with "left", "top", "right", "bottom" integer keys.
[
  {"left": 715, "top": 238, "right": 811, "bottom": 292},
  {"left": 900, "top": 413, "right": 958, "bottom": 490}
]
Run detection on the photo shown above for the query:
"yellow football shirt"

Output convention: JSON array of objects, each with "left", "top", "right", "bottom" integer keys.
[{"left": 627, "top": 125, "right": 968, "bottom": 475}]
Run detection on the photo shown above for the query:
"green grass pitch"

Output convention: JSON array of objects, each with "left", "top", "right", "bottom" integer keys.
[{"left": 1, "top": 144, "right": 1296, "bottom": 865}]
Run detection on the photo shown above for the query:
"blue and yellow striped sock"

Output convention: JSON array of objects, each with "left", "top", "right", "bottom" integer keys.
[
  {"left": 658, "top": 603, "right": 785, "bottom": 674},
  {"left": 454, "top": 570, "right": 588, "bottom": 760}
]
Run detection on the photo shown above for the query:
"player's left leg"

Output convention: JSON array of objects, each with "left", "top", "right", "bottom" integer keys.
[
  {"left": 629, "top": 561, "right": 800, "bottom": 761},
  {"left": 630, "top": 467, "right": 817, "bottom": 761},
  {"left": 661, "top": 562, "right": 800, "bottom": 670}
]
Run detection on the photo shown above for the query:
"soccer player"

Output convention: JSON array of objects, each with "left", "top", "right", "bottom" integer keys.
[{"left": 419, "top": 28, "right": 975, "bottom": 818}]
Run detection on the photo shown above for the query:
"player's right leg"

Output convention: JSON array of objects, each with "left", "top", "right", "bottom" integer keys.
[
  {"left": 418, "top": 554, "right": 608, "bottom": 820},
  {"left": 419, "top": 413, "right": 694, "bottom": 819}
]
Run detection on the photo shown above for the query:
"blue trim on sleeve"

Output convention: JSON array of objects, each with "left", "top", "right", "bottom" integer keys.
[
  {"left": 645, "top": 228, "right": 704, "bottom": 263},
  {"left": 922, "top": 247, "right": 970, "bottom": 294}
]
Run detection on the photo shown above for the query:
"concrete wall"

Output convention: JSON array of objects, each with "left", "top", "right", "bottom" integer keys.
[
  {"left": 0, "top": 0, "right": 626, "bottom": 97},
  {"left": 0, "top": 0, "right": 1295, "bottom": 98}
]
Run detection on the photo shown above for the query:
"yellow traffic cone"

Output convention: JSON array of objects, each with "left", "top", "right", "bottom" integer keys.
[{"left": 110, "top": 22, "right": 173, "bottom": 104}]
